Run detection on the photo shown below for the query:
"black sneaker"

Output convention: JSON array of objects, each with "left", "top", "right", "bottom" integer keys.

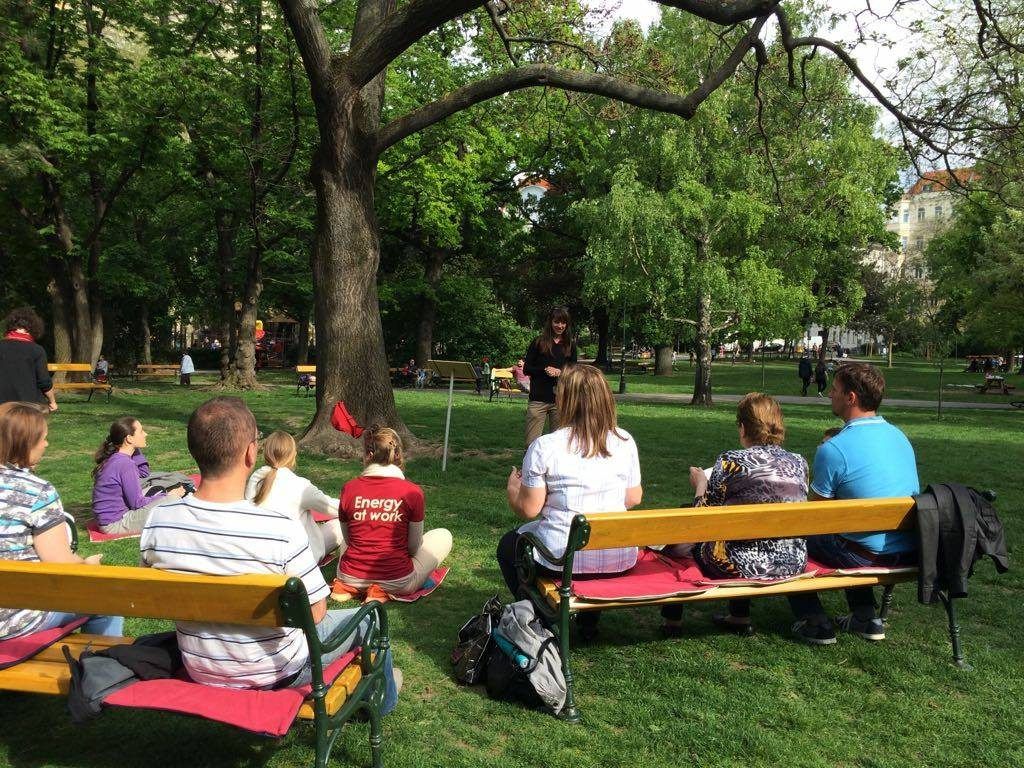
[
  {"left": 792, "top": 619, "right": 837, "bottom": 645},
  {"left": 836, "top": 614, "right": 885, "bottom": 641},
  {"left": 711, "top": 613, "right": 755, "bottom": 636}
]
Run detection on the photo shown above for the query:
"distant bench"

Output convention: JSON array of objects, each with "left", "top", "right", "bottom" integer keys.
[
  {"left": 296, "top": 365, "right": 316, "bottom": 395},
  {"left": 513, "top": 496, "right": 970, "bottom": 722},
  {"left": 0, "top": 560, "right": 391, "bottom": 768},
  {"left": 133, "top": 364, "right": 179, "bottom": 381},
  {"left": 48, "top": 363, "right": 112, "bottom": 402}
]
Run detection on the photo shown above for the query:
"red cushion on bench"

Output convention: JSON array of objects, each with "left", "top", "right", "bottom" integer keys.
[
  {"left": 103, "top": 649, "right": 360, "bottom": 737},
  {"left": 0, "top": 617, "right": 88, "bottom": 670},
  {"left": 555, "top": 550, "right": 916, "bottom": 602}
]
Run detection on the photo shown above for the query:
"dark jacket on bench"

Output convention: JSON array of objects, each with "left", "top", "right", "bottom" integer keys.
[{"left": 914, "top": 483, "right": 1009, "bottom": 604}]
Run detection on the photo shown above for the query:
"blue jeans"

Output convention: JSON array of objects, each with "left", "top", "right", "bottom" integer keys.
[
  {"left": 34, "top": 610, "right": 124, "bottom": 637},
  {"left": 789, "top": 535, "right": 916, "bottom": 620},
  {"left": 290, "top": 609, "right": 399, "bottom": 716}
]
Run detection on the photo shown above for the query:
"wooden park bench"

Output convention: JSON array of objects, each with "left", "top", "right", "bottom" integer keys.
[
  {"left": 975, "top": 377, "right": 1015, "bottom": 395},
  {"left": 489, "top": 367, "right": 522, "bottom": 402},
  {"left": 0, "top": 560, "right": 391, "bottom": 768},
  {"left": 296, "top": 364, "right": 317, "bottom": 396},
  {"left": 48, "top": 363, "right": 112, "bottom": 402},
  {"left": 133, "top": 363, "right": 179, "bottom": 381},
  {"left": 513, "top": 497, "right": 968, "bottom": 722}
]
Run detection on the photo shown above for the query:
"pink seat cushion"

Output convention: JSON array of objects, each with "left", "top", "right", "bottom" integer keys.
[
  {"left": 103, "top": 649, "right": 360, "bottom": 737},
  {"left": 86, "top": 519, "right": 139, "bottom": 542},
  {"left": 0, "top": 617, "right": 89, "bottom": 670},
  {"left": 555, "top": 550, "right": 916, "bottom": 603},
  {"left": 388, "top": 567, "right": 449, "bottom": 603}
]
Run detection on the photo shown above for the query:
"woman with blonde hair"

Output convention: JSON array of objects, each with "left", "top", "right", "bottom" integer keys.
[
  {"left": 501, "top": 364, "right": 643, "bottom": 638},
  {"left": 0, "top": 402, "right": 122, "bottom": 640},
  {"left": 333, "top": 425, "right": 452, "bottom": 601},
  {"left": 244, "top": 431, "right": 344, "bottom": 562},
  {"left": 661, "top": 392, "right": 808, "bottom": 637}
]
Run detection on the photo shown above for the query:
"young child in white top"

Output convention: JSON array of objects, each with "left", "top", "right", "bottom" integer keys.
[{"left": 244, "top": 431, "right": 345, "bottom": 562}]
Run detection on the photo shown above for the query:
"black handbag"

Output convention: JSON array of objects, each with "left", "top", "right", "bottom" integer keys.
[{"left": 451, "top": 595, "right": 503, "bottom": 685}]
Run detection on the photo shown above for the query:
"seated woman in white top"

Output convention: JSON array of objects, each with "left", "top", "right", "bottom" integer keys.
[
  {"left": 500, "top": 364, "right": 642, "bottom": 636},
  {"left": 244, "top": 431, "right": 344, "bottom": 562}
]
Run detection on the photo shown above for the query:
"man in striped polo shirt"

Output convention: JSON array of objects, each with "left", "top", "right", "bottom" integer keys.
[{"left": 140, "top": 397, "right": 399, "bottom": 707}]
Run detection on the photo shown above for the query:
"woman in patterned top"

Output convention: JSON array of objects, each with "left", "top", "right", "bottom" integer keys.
[
  {"left": 0, "top": 402, "right": 123, "bottom": 640},
  {"left": 662, "top": 393, "right": 808, "bottom": 637}
]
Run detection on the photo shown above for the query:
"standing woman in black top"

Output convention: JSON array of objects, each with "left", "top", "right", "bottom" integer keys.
[
  {"left": 523, "top": 306, "right": 577, "bottom": 447},
  {"left": 0, "top": 307, "right": 57, "bottom": 412}
]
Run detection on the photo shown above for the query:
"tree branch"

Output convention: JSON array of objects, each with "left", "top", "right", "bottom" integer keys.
[
  {"left": 345, "top": 0, "right": 484, "bottom": 88},
  {"left": 275, "top": 0, "right": 336, "bottom": 104},
  {"left": 378, "top": 16, "right": 768, "bottom": 152}
]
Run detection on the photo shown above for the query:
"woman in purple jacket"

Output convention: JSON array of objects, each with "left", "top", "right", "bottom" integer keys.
[{"left": 91, "top": 417, "right": 185, "bottom": 534}]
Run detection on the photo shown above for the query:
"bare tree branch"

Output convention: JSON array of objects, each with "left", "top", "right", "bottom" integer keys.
[{"left": 378, "top": 16, "right": 769, "bottom": 152}]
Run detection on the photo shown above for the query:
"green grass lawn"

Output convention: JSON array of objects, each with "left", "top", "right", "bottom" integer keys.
[
  {"left": 1, "top": 377, "right": 1021, "bottom": 768},
  {"left": 607, "top": 356, "right": 1022, "bottom": 404}
]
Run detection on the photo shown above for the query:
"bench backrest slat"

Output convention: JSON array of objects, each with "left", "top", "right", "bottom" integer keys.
[
  {"left": 47, "top": 363, "right": 91, "bottom": 373},
  {"left": 0, "top": 561, "right": 288, "bottom": 626},
  {"left": 581, "top": 497, "right": 916, "bottom": 550}
]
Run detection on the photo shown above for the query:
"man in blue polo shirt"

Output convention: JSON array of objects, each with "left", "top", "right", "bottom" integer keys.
[{"left": 790, "top": 362, "right": 920, "bottom": 645}]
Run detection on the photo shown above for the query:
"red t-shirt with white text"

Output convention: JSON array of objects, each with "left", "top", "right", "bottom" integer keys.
[{"left": 339, "top": 475, "right": 425, "bottom": 581}]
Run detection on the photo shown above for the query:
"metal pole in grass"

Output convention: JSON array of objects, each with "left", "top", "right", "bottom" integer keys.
[
  {"left": 760, "top": 340, "right": 766, "bottom": 392},
  {"left": 937, "top": 358, "right": 944, "bottom": 420},
  {"left": 442, "top": 371, "right": 454, "bottom": 471}
]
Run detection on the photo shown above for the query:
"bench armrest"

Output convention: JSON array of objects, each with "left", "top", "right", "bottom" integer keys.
[
  {"left": 515, "top": 514, "right": 591, "bottom": 592},
  {"left": 279, "top": 578, "right": 390, "bottom": 692}
]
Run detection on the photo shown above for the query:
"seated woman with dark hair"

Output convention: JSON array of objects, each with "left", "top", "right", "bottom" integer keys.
[
  {"left": 662, "top": 392, "right": 808, "bottom": 637},
  {"left": 91, "top": 417, "right": 186, "bottom": 534},
  {"left": 0, "top": 402, "right": 122, "bottom": 640}
]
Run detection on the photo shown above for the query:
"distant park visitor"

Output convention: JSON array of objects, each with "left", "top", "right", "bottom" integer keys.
[
  {"left": 523, "top": 306, "right": 577, "bottom": 447},
  {"left": 179, "top": 351, "right": 195, "bottom": 386},
  {"left": 0, "top": 307, "right": 57, "bottom": 412}
]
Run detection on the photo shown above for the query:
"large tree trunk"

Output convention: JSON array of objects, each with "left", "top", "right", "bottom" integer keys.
[
  {"left": 818, "top": 326, "right": 830, "bottom": 361},
  {"left": 298, "top": 0, "right": 415, "bottom": 456},
  {"left": 654, "top": 344, "right": 673, "bottom": 376},
  {"left": 46, "top": 277, "right": 73, "bottom": 367},
  {"left": 593, "top": 306, "right": 610, "bottom": 367},
  {"left": 691, "top": 291, "right": 713, "bottom": 406},
  {"left": 414, "top": 247, "right": 444, "bottom": 368},
  {"left": 296, "top": 305, "right": 311, "bottom": 365},
  {"left": 140, "top": 304, "right": 152, "bottom": 364},
  {"left": 231, "top": 259, "right": 262, "bottom": 389}
]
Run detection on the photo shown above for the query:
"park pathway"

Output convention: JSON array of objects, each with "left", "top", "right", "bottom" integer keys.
[{"left": 612, "top": 391, "right": 1017, "bottom": 411}]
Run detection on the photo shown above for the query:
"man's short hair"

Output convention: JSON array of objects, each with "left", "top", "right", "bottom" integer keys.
[
  {"left": 834, "top": 362, "right": 885, "bottom": 411},
  {"left": 187, "top": 397, "right": 256, "bottom": 478}
]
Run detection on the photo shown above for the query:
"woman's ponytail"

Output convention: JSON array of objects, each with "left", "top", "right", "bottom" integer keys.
[{"left": 253, "top": 431, "right": 298, "bottom": 506}]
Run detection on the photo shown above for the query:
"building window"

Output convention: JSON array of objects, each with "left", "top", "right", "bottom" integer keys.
[
  {"left": 935, "top": 205, "right": 943, "bottom": 218},
  {"left": 902, "top": 209, "right": 909, "bottom": 223},
  {"left": 916, "top": 237, "right": 924, "bottom": 251},
  {"left": 901, "top": 236, "right": 908, "bottom": 252},
  {"left": 918, "top": 207, "right": 926, "bottom": 221},
  {"left": 923, "top": 183, "right": 934, "bottom": 192},
  {"left": 914, "top": 265, "right": 923, "bottom": 279}
]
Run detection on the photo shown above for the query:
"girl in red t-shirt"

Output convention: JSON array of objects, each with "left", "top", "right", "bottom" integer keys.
[{"left": 333, "top": 426, "right": 452, "bottom": 600}]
